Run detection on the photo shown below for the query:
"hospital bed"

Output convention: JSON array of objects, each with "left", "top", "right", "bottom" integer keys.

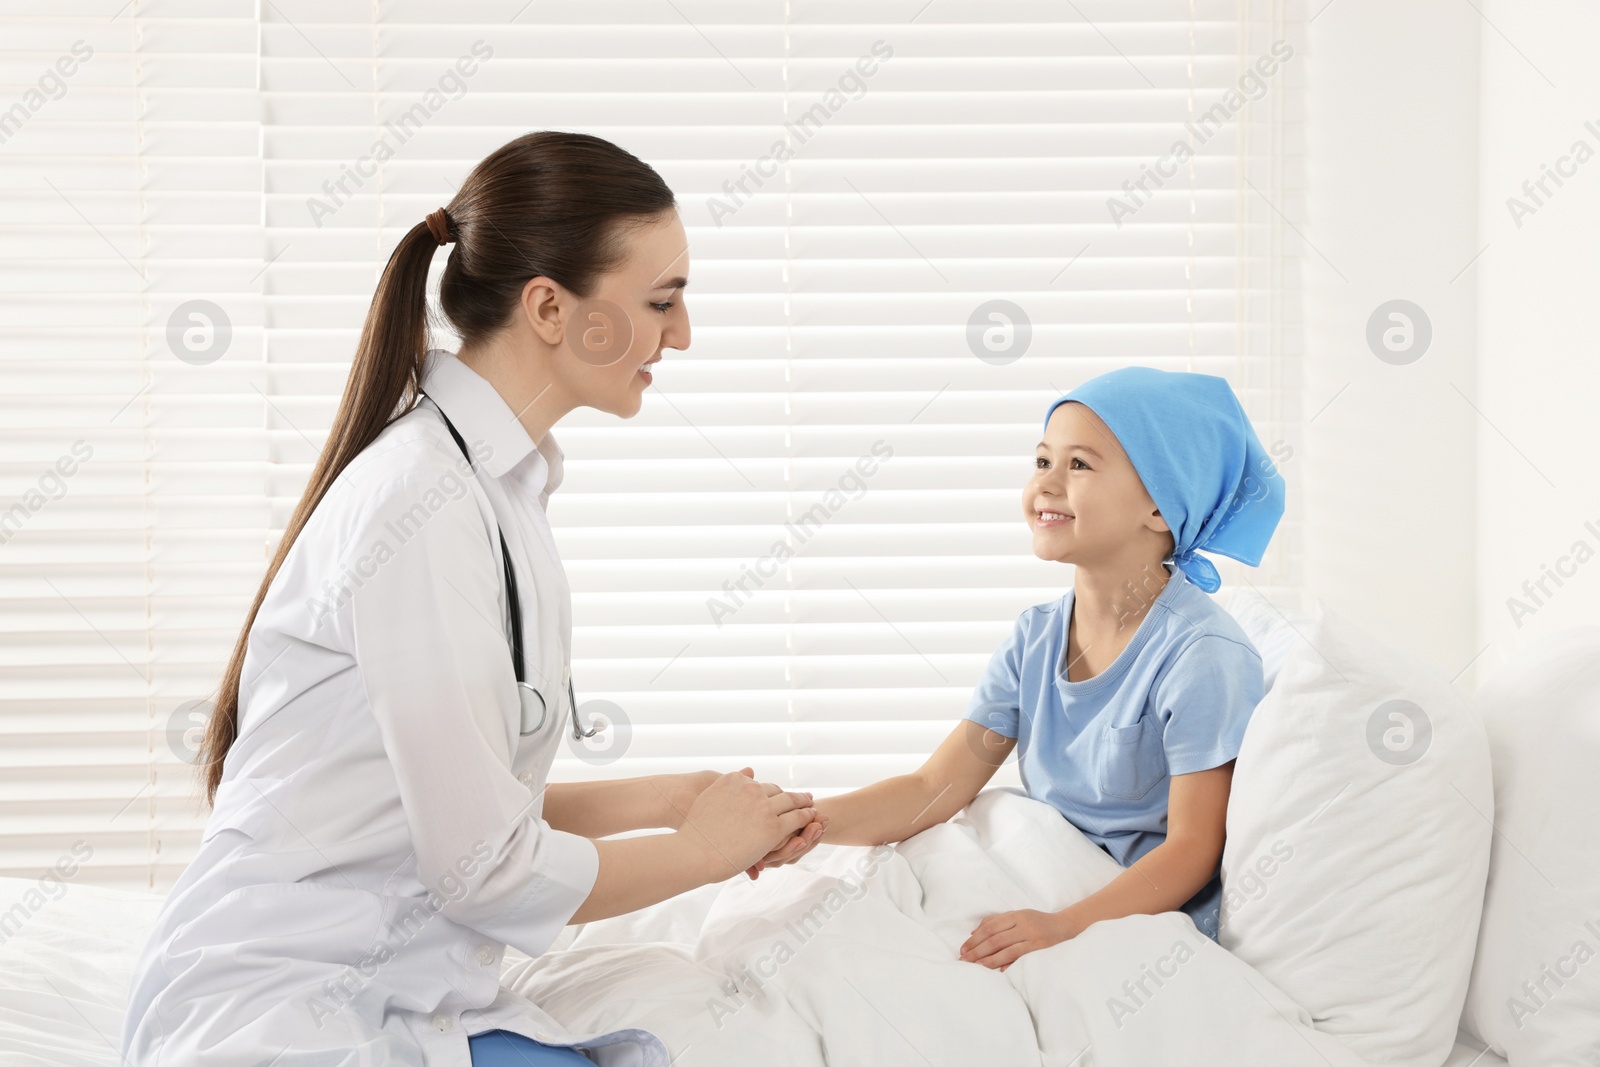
[{"left": 2, "top": 596, "right": 1592, "bottom": 1065}]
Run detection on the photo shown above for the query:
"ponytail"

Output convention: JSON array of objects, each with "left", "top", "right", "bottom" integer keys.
[{"left": 198, "top": 131, "right": 675, "bottom": 804}]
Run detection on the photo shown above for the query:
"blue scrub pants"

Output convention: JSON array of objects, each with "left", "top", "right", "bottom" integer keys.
[{"left": 467, "top": 1028, "right": 595, "bottom": 1065}]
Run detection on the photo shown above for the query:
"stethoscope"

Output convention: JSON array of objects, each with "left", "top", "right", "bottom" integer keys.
[{"left": 419, "top": 390, "right": 603, "bottom": 742}]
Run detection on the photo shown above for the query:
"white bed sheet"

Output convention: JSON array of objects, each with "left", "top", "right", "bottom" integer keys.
[
  {"left": 0, "top": 877, "right": 166, "bottom": 1066},
  {"left": 1441, "top": 1034, "right": 1507, "bottom": 1067},
  {"left": 0, "top": 793, "right": 1508, "bottom": 1067},
  {"left": 499, "top": 789, "right": 1395, "bottom": 1067}
]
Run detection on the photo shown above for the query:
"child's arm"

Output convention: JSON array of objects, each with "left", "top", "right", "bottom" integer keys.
[
  {"left": 813, "top": 720, "right": 1018, "bottom": 847},
  {"left": 960, "top": 760, "right": 1234, "bottom": 969},
  {"left": 1059, "top": 760, "right": 1233, "bottom": 931}
]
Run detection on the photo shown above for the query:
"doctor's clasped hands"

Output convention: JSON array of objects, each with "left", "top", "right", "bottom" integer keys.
[
  {"left": 673, "top": 767, "right": 830, "bottom": 882},
  {"left": 567, "top": 767, "right": 826, "bottom": 925}
]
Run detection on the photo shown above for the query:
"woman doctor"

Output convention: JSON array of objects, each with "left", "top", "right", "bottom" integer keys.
[{"left": 120, "top": 131, "right": 828, "bottom": 1067}]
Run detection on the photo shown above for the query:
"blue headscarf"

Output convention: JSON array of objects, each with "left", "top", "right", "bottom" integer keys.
[{"left": 1043, "top": 367, "right": 1286, "bottom": 594}]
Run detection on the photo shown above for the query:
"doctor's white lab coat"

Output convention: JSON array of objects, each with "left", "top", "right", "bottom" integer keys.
[{"left": 120, "top": 349, "right": 669, "bottom": 1066}]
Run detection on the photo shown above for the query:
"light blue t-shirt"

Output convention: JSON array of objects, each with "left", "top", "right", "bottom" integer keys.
[{"left": 963, "top": 562, "right": 1264, "bottom": 941}]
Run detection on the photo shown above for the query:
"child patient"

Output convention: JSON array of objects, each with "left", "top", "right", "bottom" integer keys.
[{"left": 750, "top": 366, "right": 1287, "bottom": 969}]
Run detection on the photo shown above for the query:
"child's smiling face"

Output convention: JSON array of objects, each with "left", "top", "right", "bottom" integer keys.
[{"left": 1024, "top": 401, "right": 1172, "bottom": 566}]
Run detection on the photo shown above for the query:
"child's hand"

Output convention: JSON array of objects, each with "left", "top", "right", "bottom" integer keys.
[{"left": 959, "top": 908, "right": 1071, "bottom": 971}]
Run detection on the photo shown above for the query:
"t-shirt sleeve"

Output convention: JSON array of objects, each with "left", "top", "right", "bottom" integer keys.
[
  {"left": 1154, "top": 635, "right": 1265, "bottom": 776},
  {"left": 962, "top": 611, "right": 1029, "bottom": 739}
]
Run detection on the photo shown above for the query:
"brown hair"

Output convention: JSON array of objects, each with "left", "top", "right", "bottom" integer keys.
[{"left": 197, "top": 131, "right": 676, "bottom": 804}]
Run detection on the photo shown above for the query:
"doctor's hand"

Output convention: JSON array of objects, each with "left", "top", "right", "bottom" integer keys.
[
  {"left": 746, "top": 808, "right": 828, "bottom": 879},
  {"left": 730, "top": 768, "right": 828, "bottom": 880},
  {"left": 658, "top": 770, "right": 722, "bottom": 830},
  {"left": 677, "top": 768, "right": 818, "bottom": 884}
]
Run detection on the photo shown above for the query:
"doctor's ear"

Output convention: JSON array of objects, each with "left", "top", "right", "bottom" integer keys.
[{"left": 516, "top": 275, "right": 567, "bottom": 347}]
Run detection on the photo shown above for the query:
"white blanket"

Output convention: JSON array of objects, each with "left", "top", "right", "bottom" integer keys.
[{"left": 504, "top": 788, "right": 1372, "bottom": 1067}]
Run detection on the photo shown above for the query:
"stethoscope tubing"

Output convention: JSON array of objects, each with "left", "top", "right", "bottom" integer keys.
[{"left": 419, "top": 390, "right": 601, "bottom": 742}]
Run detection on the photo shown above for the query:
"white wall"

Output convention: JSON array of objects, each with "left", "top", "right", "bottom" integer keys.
[
  {"left": 1302, "top": 0, "right": 1483, "bottom": 679},
  {"left": 1474, "top": 0, "right": 1600, "bottom": 676}
]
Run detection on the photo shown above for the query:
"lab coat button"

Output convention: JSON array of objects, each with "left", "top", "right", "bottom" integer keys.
[
  {"left": 535, "top": 1031, "right": 551, "bottom": 1041},
  {"left": 475, "top": 944, "right": 496, "bottom": 966},
  {"left": 518, "top": 771, "right": 533, "bottom": 787},
  {"left": 432, "top": 1014, "right": 453, "bottom": 1032}
]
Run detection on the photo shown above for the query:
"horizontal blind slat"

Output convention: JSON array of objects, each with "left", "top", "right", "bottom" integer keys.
[{"left": 0, "top": 2, "right": 1301, "bottom": 893}]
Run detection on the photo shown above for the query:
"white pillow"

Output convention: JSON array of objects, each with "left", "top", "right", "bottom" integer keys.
[
  {"left": 1460, "top": 627, "right": 1600, "bottom": 1063},
  {"left": 1219, "top": 600, "right": 1494, "bottom": 1067},
  {"left": 1219, "top": 584, "right": 1308, "bottom": 693}
]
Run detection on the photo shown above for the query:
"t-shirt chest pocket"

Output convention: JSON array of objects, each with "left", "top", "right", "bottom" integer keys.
[{"left": 1098, "top": 714, "right": 1169, "bottom": 800}]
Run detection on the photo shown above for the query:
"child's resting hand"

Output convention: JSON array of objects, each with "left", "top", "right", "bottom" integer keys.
[{"left": 958, "top": 908, "right": 1071, "bottom": 971}]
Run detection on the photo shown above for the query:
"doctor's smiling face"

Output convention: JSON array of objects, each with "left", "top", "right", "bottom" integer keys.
[
  {"left": 557, "top": 208, "right": 691, "bottom": 419},
  {"left": 1026, "top": 400, "right": 1171, "bottom": 568},
  {"left": 487, "top": 208, "right": 690, "bottom": 429}
]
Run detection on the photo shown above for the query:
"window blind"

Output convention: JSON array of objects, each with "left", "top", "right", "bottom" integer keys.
[{"left": 0, "top": 0, "right": 1304, "bottom": 893}]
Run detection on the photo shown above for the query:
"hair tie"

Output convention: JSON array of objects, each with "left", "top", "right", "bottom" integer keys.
[{"left": 424, "top": 207, "right": 454, "bottom": 246}]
